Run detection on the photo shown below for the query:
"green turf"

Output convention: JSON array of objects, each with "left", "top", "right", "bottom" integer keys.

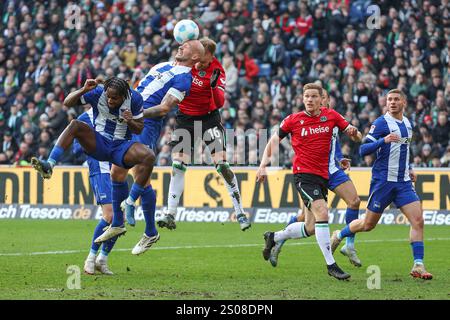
[{"left": 0, "top": 219, "right": 448, "bottom": 300}]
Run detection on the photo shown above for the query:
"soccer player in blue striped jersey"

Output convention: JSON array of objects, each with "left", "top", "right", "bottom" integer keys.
[
  {"left": 31, "top": 77, "right": 155, "bottom": 245},
  {"left": 98, "top": 40, "right": 205, "bottom": 255},
  {"left": 73, "top": 110, "right": 118, "bottom": 275},
  {"left": 267, "top": 90, "right": 363, "bottom": 268},
  {"left": 330, "top": 89, "right": 433, "bottom": 280}
]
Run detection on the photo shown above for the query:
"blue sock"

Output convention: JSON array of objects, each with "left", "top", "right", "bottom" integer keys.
[
  {"left": 101, "top": 236, "right": 118, "bottom": 256},
  {"left": 111, "top": 181, "right": 129, "bottom": 227},
  {"left": 345, "top": 208, "right": 359, "bottom": 248},
  {"left": 127, "top": 183, "right": 146, "bottom": 204},
  {"left": 339, "top": 225, "right": 355, "bottom": 239},
  {"left": 411, "top": 241, "right": 424, "bottom": 264},
  {"left": 142, "top": 185, "right": 157, "bottom": 237},
  {"left": 48, "top": 145, "right": 64, "bottom": 166},
  {"left": 91, "top": 219, "right": 110, "bottom": 253},
  {"left": 286, "top": 215, "right": 298, "bottom": 227}
]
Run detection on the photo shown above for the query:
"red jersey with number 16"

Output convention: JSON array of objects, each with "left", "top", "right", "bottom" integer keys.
[
  {"left": 178, "top": 57, "right": 226, "bottom": 116},
  {"left": 279, "top": 107, "right": 350, "bottom": 180}
]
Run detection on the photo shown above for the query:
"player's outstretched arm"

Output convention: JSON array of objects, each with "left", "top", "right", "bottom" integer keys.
[
  {"left": 143, "top": 94, "right": 180, "bottom": 119},
  {"left": 64, "top": 79, "right": 99, "bottom": 107},
  {"left": 256, "top": 133, "right": 282, "bottom": 183},
  {"left": 359, "top": 133, "right": 400, "bottom": 157},
  {"left": 343, "top": 125, "right": 363, "bottom": 142}
]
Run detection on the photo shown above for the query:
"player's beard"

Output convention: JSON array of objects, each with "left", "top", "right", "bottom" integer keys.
[{"left": 175, "top": 55, "right": 189, "bottom": 62}]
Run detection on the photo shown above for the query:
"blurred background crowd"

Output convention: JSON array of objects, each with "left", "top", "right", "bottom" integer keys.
[{"left": 0, "top": 0, "right": 449, "bottom": 168}]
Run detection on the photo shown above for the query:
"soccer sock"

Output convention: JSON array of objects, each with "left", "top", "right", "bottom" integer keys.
[
  {"left": 287, "top": 215, "right": 298, "bottom": 226},
  {"left": 315, "top": 222, "right": 335, "bottom": 266},
  {"left": 216, "top": 163, "right": 245, "bottom": 216},
  {"left": 111, "top": 181, "right": 129, "bottom": 227},
  {"left": 167, "top": 160, "right": 186, "bottom": 214},
  {"left": 142, "top": 185, "right": 157, "bottom": 237},
  {"left": 48, "top": 145, "right": 64, "bottom": 167},
  {"left": 126, "top": 183, "right": 146, "bottom": 205},
  {"left": 411, "top": 241, "right": 424, "bottom": 264},
  {"left": 100, "top": 235, "right": 118, "bottom": 260},
  {"left": 345, "top": 208, "right": 359, "bottom": 249},
  {"left": 274, "top": 222, "right": 309, "bottom": 242},
  {"left": 90, "top": 219, "right": 110, "bottom": 257},
  {"left": 339, "top": 225, "right": 355, "bottom": 240}
]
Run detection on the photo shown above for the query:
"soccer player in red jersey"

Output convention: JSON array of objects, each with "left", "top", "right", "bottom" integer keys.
[
  {"left": 144, "top": 38, "right": 251, "bottom": 231},
  {"left": 256, "top": 83, "right": 361, "bottom": 280}
]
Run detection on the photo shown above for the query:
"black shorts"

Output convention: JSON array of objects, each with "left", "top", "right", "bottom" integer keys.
[
  {"left": 168, "top": 109, "right": 226, "bottom": 155},
  {"left": 294, "top": 173, "right": 329, "bottom": 210}
]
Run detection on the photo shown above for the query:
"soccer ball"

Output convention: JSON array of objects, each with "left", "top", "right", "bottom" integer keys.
[{"left": 173, "top": 19, "right": 199, "bottom": 44}]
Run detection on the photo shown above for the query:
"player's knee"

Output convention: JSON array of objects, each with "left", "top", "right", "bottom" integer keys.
[
  {"left": 142, "top": 150, "right": 156, "bottom": 167},
  {"left": 363, "top": 221, "right": 376, "bottom": 232},
  {"left": 348, "top": 196, "right": 361, "bottom": 209},
  {"left": 410, "top": 215, "right": 424, "bottom": 229},
  {"left": 216, "top": 162, "right": 234, "bottom": 183}
]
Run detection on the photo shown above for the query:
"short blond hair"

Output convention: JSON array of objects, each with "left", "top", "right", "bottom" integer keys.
[
  {"left": 387, "top": 88, "right": 406, "bottom": 100},
  {"left": 303, "top": 83, "right": 323, "bottom": 96},
  {"left": 200, "top": 37, "right": 217, "bottom": 55}
]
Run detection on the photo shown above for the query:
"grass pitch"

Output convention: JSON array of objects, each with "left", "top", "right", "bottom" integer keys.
[{"left": 0, "top": 219, "right": 448, "bottom": 300}]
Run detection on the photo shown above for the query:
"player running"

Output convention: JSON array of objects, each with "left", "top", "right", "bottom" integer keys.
[
  {"left": 330, "top": 89, "right": 433, "bottom": 280},
  {"left": 31, "top": 77, "right": 154, "bottom": 246},
  {"left": 74, "top": 110, "right": 118, "bottom": 275},
  {"left": 153, "top": 37, "right": 250, "bottom": 232},
  {"left": 257, "top": 83, "right": 361, "bottom": 280},
  {"left": 268, "top": 90, "right": 362, "bottom": 268},
  {"left": 95, "top": 39, "right": 205, "bottom": 256}
]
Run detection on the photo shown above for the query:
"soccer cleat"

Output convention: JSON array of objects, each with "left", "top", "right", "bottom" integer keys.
[
  {"left": 94, "top": 225, "right": 126, "bottom": 244},
  {"left": 269, "top": 240, "right": 285, "bottom": 267},
  {"left": 95, "top": 258, "right": 114, "bottom": 275},
  {"left": 330, "top": 230, "right": 343, "bottom": 254},
  {"left": 340, "top": 245, "right": 362, "bottom": 267},
  {"left": 156, "top": 213, "right": 176, "bottom": 230},
  {"left": 31, "top": 157, "right": 53, "bottom": 179},
  {"left": 327, "top": 262, "right": 351, "bottom": 280},
  {"left": 132, "top": 233, "right": 160, "bottom": 255},
  {"left": 237, "top": 214, "right": 251, "bottom": 231},
  {"left": 83, "top": 258, "right": 95, "bottom": 275},
  {"left": 410, "top": 263, "right": 433, "bottom": 280},
  {"left": 121, "top": 200, "right": 136, "bottom": 227},
  {"left": 262, "top": 231, "right": 276, "bottom": 261}
]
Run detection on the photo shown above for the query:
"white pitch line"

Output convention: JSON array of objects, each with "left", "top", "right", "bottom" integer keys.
[{"left": 0, "top": 237, "right": 449, "bottom": 257}]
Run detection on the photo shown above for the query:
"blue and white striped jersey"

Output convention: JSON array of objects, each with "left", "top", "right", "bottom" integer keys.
[
  {"left": 365, "top": 113, "right": 413, "bottom": 182},
  {"left": 136, "top": 62, "right": 192, "bottom": 110},
  {"left": 328, "top": 127, "right": 344, "bottom": 175},
  {"left": 74, "top": 110, "right": 111, "bottom": 177},
  {"left": 80, "top": 86, "right": 143, "bottom": 141}
]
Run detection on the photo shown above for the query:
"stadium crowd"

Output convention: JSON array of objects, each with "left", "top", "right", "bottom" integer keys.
[{"left": 0, "top": 0, "right": 449, "bottom": 168}]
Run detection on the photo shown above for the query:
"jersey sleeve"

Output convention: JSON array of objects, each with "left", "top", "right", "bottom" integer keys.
[
  {"left": 216, "top": 64, "right": 226, "bottom": 92},
  {"left": 365, "top": 117, "right": 388, "bottom": 142},
  {"left": 279, "top": 114, "right": 293, "bottom": 138},
  {"left": 80, "top": 86, "right": 103, "bottom": 106},
  {"left": 130, "top": 91, "right": 144, "bottom": 119},
  {"left": 330, "top": 109, "right": 350, "bottom": 131},
  {"left": 167, "top": 73, "right": 192, "bottom": 102}
]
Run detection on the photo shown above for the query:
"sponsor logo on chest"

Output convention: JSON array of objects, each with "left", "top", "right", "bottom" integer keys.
[
  {"left": 192, "top": 76, "right": 204, "bottom": 86},
  {"left": 300, "top": 125, "right": 330, "bottom": 137}
]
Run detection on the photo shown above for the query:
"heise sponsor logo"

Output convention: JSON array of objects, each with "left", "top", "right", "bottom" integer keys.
[{"left": 301, "top": 125, "right": 330, "bottom": 137}]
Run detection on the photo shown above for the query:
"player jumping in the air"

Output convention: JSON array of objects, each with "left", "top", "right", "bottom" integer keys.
[
  {"left": 95, "top": 39, "right": 205, "bottom": 256},
  {"left": 31, "top": 77, "right": 154, "bottom": 245},
  {"left": 269, "top": 90, "right": 363, "bottom": 268},
  {"left": 330, "top": 89, "right": 433, "bottom": 280},
  {"left": 153, "top": 37, "right": 250, "bottom": 232},
  {"left": 257, "top": 83, "right": 361, "bottom": 280}
]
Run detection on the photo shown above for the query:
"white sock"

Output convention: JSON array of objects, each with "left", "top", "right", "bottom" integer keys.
[
  {"left": 315, "top": 223, "right": 335, "bottom": 265},
  {"left": 87, "top": 252, "right": 96, "bottom": 261},
  {"left": 97, "top": 252, "right": 108, "bottom": 263},
  {"left": 221, "top": 173, "right": 244, "bottom": 216},
  {"left": 274, "top": 222, "right": 309, "bottom": 242},
  {"left": 125, "top": 197, "right": 134, "bottom": 206},
  {"left": 167, "top": 161, "right": 186, "bottom": 214}
]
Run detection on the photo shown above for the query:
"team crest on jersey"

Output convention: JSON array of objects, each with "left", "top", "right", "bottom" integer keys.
[
  {"left": 199, "top": 71, "right": 206, "bottom": 77},
  {"left": 320, "top": 116, "right": 327, "bottom": 122},
  {"left": 369, "top": 125, "right": 376, "bottom": 134}
]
